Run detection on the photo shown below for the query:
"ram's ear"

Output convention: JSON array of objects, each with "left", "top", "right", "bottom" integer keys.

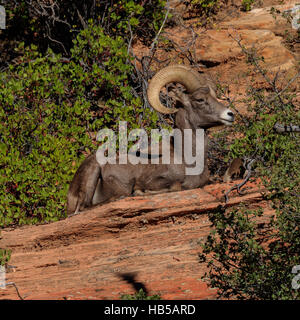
[
  {"left": 169, "top": 90, "right": 192, "bottom": 108},
  {"left": 208, "top": 85, "right": 218, "bottom": 99}
]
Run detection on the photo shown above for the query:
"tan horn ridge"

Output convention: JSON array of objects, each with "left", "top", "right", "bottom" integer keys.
[{"left": 147, "top": 65, "right": 202, "bottom": 114}]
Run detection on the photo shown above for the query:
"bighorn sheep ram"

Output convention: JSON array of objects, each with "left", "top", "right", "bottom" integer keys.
[{"left": 67, "top": 65, "right": 235, "bottom": 215}]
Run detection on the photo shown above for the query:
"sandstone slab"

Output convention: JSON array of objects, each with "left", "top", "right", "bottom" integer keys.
[{"left": 0, "top": 180, "right": 272, "bottom": 300}]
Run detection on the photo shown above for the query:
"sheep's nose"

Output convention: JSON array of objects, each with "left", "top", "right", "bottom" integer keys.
[
  {"left": 227, "top": 111, "right": 235, "bottom": 121},
  {"left": 221, "top": 109, "right": 235, "bottom": 124}
]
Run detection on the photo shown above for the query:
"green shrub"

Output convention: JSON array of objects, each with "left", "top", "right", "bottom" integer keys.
[
  {"left": 0, "top": 248, "right": 11, "bottom": 266},
  {"left": 199, "top": 44, "right": 300, "bottom": 299},
  {"left": 188, "top": 0, "right": 220, "bottom": 16},
  {"left": 121, "top": 289, "right": 161, "bottom": 300},
  {"left": 0, "top": 23, "right": 159, "bottom": 226},
  {"left": 241, "top": 0, "right": 255, "bottom": 12},
  {"left": 0, "top": 0, "right": 167, "bottom": 65}
]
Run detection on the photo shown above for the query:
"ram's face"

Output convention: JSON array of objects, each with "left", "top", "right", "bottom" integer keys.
[
  {"left": 168, "top": 85, "right": 234, "bottom": 129},
  {"left": 176, "top": 86, "right": 234, "bottom": 129}
]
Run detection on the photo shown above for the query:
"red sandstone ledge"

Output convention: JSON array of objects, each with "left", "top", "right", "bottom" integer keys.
[{"left": 0, "top": 179, "right": 272, "bottom": 300}]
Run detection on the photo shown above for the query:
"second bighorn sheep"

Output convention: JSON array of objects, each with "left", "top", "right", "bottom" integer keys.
[{"left": 67, "top": 65, "right": 235, "bottom": 215}]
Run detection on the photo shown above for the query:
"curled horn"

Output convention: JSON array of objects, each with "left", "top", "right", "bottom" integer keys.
[
  {"left": 178, "top": 65, "right": 218, "bottom": 99},
  {"left": 147, "top": 65, "right": 202, "bottom": 114}
]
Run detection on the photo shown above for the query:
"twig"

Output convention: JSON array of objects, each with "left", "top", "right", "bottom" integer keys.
[
  {"left": 150, "top": 0, "right": 170, "bottom": 52},
  {"left": 76, "top": 8, "right": 88, "bottom": 29},
  {"left": 45, "top": 23, "right": 68, "bottom": 55},
  {"left": 5, "top": 282, "right": 24, "bottom": 300},
  {"left": 267, "top": 71, "right": 300, "bottom": 104},
  {"left": 228, "top": 31, "right": 287, "bottom": 108},
  {"left": 273, "top": 122, "right": 300, "bottom": 133}
]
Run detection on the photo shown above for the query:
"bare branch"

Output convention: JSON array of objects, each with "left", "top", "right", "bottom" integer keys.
[
  {"left": 5, "top": 281, "right": 24, "bottom": 300},
  {"left": 150, "top": 0, "right": 170, "bottom": 52},
  {"left": 273, "top": 122, "right": 300, "bottom": 133}
]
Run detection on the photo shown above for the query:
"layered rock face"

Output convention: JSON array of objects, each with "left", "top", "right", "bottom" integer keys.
[{"left": 1, "top": 180, "right": 272, "bottom": 300}]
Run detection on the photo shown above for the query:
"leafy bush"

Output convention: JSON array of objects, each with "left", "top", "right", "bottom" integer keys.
[
  {"left": 0, "top": 22, "right": 159, "bottom": 226},
  {"left": 241, "top": 0, "right": 255, "bottom": 12},
  {"left": 0, "top": 0, "right": 167, "bottom": 66},
  {"left": 199, "top": 43, "right": 300, "bottom": 299},
  {"left": 186, "top": 0, "right": 221, "bottom": 18},
  {"left": 190, "top": 0, "right": 220, "bottom": 11},
  {"left": 121, "top": 289, "right": 161, "bottom": 300},
  {"left": 0, "top": 248, "right": 11, "bottom": 266}
]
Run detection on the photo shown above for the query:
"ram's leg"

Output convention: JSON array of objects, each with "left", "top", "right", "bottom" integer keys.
[{"left": 143, "top": 182, "right": 182, "bottom": 195}]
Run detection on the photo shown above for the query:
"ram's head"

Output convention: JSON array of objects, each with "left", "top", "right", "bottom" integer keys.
[{"left": 147, "top": 65, "right": 234, "bottom": 129}]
